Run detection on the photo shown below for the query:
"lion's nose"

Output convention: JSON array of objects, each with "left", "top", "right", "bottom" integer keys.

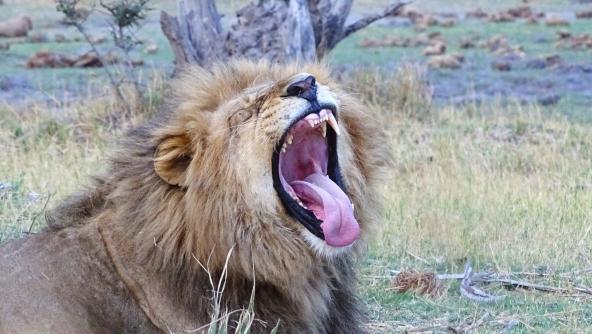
[{"left": 285, "top": 75, "right": 317, "bottom": 102}]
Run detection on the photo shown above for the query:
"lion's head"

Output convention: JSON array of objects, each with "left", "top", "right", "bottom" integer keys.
[
  {"left": 148, "top": 61, "right": 386, "bottom": 266},
  {"left": 39, "top": 61, "right": 389, "bottom": 331}
]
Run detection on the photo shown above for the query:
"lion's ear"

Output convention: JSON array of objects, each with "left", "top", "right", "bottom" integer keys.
[{"left": 154, "top": 133, "right": 193, "bottom": 186}]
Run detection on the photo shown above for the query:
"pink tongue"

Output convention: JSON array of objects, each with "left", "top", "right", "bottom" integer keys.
[{"left": 290, "top": 173, "right": 359, "bottom": 247}]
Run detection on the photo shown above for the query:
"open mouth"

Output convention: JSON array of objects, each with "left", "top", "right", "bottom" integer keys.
[{"left": 272, "top": 106, "right": 359, "bottom": 247}]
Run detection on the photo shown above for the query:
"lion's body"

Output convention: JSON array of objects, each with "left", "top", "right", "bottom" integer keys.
[
  {"left": 0, "top": 223, "right": 159, "bottom": 333},
  {"left": 0, "top": 61, "right": 389, "bottom": 333}
]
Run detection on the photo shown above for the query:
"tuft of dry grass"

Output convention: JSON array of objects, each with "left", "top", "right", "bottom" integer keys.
[{"left": 391, "top": 269, "right": 444, "bottom": 297}]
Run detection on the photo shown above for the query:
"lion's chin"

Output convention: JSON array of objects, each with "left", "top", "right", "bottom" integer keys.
[{"left": 301, "top": 224, "right": 355, "bottom": 258}]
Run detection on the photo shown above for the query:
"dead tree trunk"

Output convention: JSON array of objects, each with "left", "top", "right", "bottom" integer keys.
[{"left": 161, "top": 0, "right": 409, "bottom": 69}]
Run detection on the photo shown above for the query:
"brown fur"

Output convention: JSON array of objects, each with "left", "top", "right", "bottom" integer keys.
[{"left": 0, "top": 61, "right": 390, "bottom": 333}]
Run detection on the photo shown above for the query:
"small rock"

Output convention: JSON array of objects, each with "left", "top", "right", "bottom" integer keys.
[
  {"left": 438, "top": 18, "right": 457, "bottom": 27},
  {"left": 480, "top": 35, "right": 509, "bottom": 52},
  {"left": 459, "top": 38, "right": 476, "bottom": 49},
  {"left": 131, "top": 59, "right": 144, "bottom": 67},
  {"left": 467, "top": 8, "right": 488, "bottom": 19},
  {"left": 557, "top": 30, "right": 571, "bottom": 39},
  {"left": 0, "top": 16, "right": 32, "bottom": 38},
  {"left": 546, "top": 17, "right": 570, "bottom": 26},
  {"left": 527, "top": 16, "right": 539, "bottom": 24},
  {"left": 449, "top": 52, "right": 465, "bottom": 63},
  {"left": 144, "top": 44, "right": 159, "bottom": 54},
  {"left": 27, "top": 31, "right": 47, "bottom": 43},
  {"left": 423, "top": 42, "right": 446, "bottom": 56},
  {"left": 428, "top": 55, "right": 462, "bottom": 69},
  {"left": 489, "top": 12, "right": 515, "bottom": 23},
  {"left": 576, "top": 10, "right": 592, "bottom": 19},
  {"left": 54, "top": 33, "right": 67, "bottom": 43},
  {"left": 412, "top": 33, "right": 431, "bottom": 46},
  {"left": 428, "top": 32, "right": 442, "bottom": 40},
  {"left": 507, "top": 5, "right": 533, "bottom": 19},
  {"left": 88, "top": 35, "right": 107, "bottom": 44},
  {"left": 492, "top": 60, "right": 512, "bottom": 71}
]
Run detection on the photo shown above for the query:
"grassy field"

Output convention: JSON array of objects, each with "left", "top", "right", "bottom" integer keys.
[
  {"left": 2, "top": 0, "right": 592, "bottom": 332},
  {"left": 2, "top": 70, "right": 592, "bottom": 332}
]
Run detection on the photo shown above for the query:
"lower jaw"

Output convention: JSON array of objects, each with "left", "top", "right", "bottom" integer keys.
[{"left": 300, "top": 229, "right": 355, "bottom": 257}]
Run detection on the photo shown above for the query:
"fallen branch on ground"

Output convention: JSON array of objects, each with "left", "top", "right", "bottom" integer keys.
[{"left": 390, "top": 262, "right": 592, "bottom": 302}]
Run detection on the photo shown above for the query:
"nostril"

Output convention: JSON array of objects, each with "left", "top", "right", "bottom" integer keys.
[
  {"left": 286, "top": 85, "right": 304, "bottom": 97},
  {"left": 285, "top": 75, "right": 317, "bottom": 101}
]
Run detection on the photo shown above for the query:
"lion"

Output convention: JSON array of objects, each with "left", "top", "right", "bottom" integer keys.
[{"left": 0, "top": 60, "right": 390, "bottom": 333}]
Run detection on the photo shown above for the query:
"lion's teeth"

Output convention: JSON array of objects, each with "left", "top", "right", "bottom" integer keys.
[
  {"left": 327, "top": 113, "right": 340, "bottom": 136},
  {"left": 281, "top": 143, "right": 287, "bottom": 153},
  {"left": 286, "top": 133, "right": 293, "bottom": 145},
  {"left": 320, "top": 123, "right": 326, "bottom": 137},
  {"left": 307, "top": 119, "right": 315, "bottom": 127}
]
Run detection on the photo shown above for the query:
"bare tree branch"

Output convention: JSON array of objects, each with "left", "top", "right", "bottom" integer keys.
[
  {"left": 160, "top": 11, "right": 188, "bottom": 67},
  {"left": 343, "top": 1, "right": 411, "bottom": 38},
  {"left": 460, "top": 264, "right": 506, "bottom": 303},
  {"left": 392, "top": 263, "right": 592, "bottom": 302}
]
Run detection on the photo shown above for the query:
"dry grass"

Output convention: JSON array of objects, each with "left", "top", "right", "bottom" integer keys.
[
  {"left": 378, "top": 103, "right": 592, "bottom": 272},
  {"left": 0, "top": 101, "right": 112, "bottom": 239}
]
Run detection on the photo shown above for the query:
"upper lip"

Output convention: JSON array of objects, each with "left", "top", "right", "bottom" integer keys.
[{"left": 277, "top": 103, "right": 338, "bottom": 149}]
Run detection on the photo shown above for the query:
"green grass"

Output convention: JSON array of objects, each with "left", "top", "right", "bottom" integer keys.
[
  {"left": 357, "top": 104, "right": 592, "bottom": 332},
  {"left": 2, "top": 80, "right": 592, "bottom": 332}
]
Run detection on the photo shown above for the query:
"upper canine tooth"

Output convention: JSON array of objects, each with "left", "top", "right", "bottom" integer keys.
[
  {"left": 320, "top": 123, "right": 326, "bottom": 137},
  {"left": 307, "top": 120, "right": 315, "bottom": 127},
  {"left": 286, "top": 134, "right": 293, "bottom": 145},
  {"left": 327, "top": 113, "right": 340, "bottom": 136}
]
